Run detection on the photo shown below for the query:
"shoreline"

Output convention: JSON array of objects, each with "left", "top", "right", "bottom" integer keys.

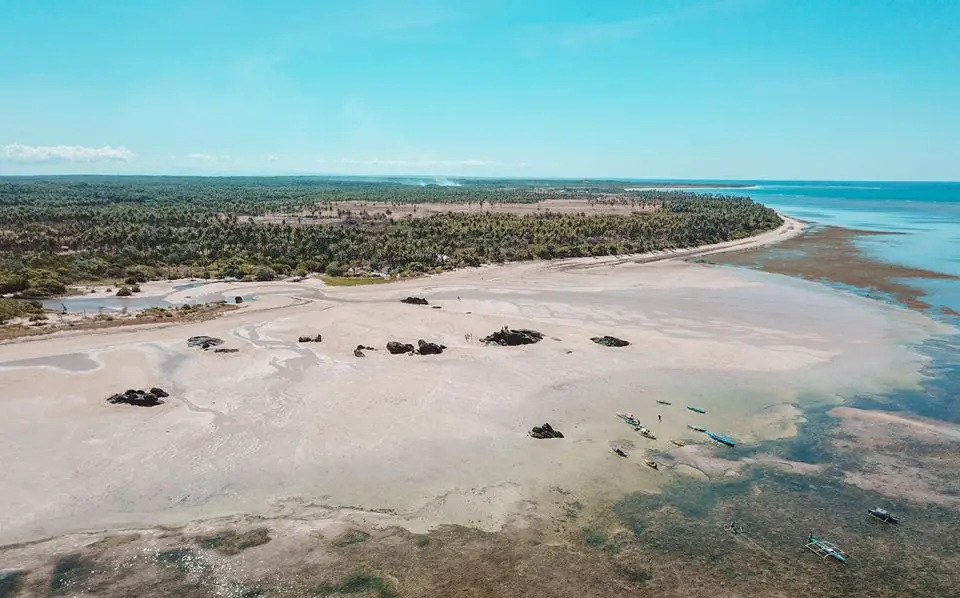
[
  {"left": 0, "top": 207, "right": 944, "bottom": 547},
  {"left": 35, "top": 213, "right": 805, "bottom": 311}
]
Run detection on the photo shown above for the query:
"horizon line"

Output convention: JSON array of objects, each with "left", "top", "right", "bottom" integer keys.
[{"left": 1, "top": 174, "right": 958, "bottom": 184}]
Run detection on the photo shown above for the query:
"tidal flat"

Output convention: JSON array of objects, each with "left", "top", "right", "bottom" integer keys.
[{"left": 1, "top": 233, "right": 957, "bottom": 597}]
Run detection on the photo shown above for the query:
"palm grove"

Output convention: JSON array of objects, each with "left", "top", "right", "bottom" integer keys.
[{"left": 0, "top": 177, "right": 781, "bottom": 300}]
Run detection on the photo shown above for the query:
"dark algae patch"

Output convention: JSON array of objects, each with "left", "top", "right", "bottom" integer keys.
[
  {"left": 197, "top": 527, "right": 271, "bottom": 555},
  {"left": 701, "top": 225, "right": 960, "bottom": 311},
  {"left": 50, "top": 553, "right": 91, "bottom": 593},
  {"left": 0, "top": 571, "right": 25, "bottom": 598},
  {"left": 313, "top": 574, "right": 397, "bottom": 598},
  {"left": 154, "top": 547, "right": 196, "bottom": 573},
  {"left": 332, "top": 529, "right": 371, "bottom": 548}
]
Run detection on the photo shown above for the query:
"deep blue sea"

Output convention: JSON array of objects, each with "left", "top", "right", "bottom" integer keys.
[{"left": 670, "top": 181, "right": 960, "bottom": 316}]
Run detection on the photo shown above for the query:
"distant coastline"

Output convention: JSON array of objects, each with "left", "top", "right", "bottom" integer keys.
[{"left": 625, "top": 183, "right": 758, "bottom": 191}]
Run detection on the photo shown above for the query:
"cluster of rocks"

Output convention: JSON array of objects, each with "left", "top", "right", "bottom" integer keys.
[
  {"left": 187, "top": 336, "right": 223, "bottom": 349},
  {"left": 386, "top": 339, "right": 447, "bottom": 355},
  {"left": 353, "top": 344, "right": 376, "bottom": 357},
  {"left": 530, "top": 422, "right": 564, "bottom": 439},
  {"left": 400, "top": 297, "right": 429, "bottom": 305},
  {"left": 298, "top": 334, "right": 323, "bottom": 343},
  {"left": 481, "top": 327, "right": 544, "bottom": 346},
  {"left": 214, "top": 347, "right": 239, "bottom": 353},
  {"left": 107, "top": 386, "right": 169, "bottom": 407},
  {"left": 591, "top": 335, "right": 630, "bottom": 347}
]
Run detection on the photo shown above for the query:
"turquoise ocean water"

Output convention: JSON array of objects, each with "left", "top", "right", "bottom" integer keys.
[
  {"left": 676, "top": 181, "right": 959, "bottom": 423},
  {"left": 669, "top": 181, "right": 960, "bottom": 316}
]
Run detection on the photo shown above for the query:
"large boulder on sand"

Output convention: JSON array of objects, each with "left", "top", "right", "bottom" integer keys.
[
  {"left": 107, "top": 389, "right": 163, "bottom": 407},
  {"left": 591, "top": 335, "right": 630, "bottom": 347},
  {"left": 400, "top": 297, "right": 429, "bottom": 305},
  {"left": 386, "top": 341, "right": 415, "bottom": 354},
  {"left": 298, "top": 334, "right": 322, "bottom": 343},
  {"left": 416, "top": 339, "right": 446, "bottom": 355},
  {"left": 481, "top": 327, "right": 544, "bottom": 346},
  {"left": 529, "top": 422, "right": 564, "bottom": 439},
  {"left": 150, "top": 387, "right": 170, "bottom": 398}
]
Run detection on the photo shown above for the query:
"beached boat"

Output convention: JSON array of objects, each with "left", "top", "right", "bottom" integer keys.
[
  {"left": 868, "top": 507, "right": 900, "bottom": 524},
  {"left": 686, "top": 406, "right": 706, "bottom": 414},
  {"left": 805, "top": 534, "right": 847, "bottom": 562},
  {"left": 616, "top": 412, "right": 640, "bottom": 426},
  {"left": 706, "top": 431, "right": 736, "bottom": 447},
  {"left": 644, "top": 459, "right": 659, "bottom": 470},
  {"left": 687, "top": 424, "right": 706, "bottom": 432},
  {"left": 656, "top": 400, "right": 672, "bottom": 405},
  {"left": 638, "top": 426, "right": 656, "bottom": 439},
  {"left": 612, "top": 447, "right": 628, "bottom": 458},
  {"left": 670, "top": 439, "right": 685, "bottom": 447}
]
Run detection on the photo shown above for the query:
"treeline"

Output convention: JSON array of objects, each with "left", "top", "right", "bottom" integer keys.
[{"left": 0, "top": 178, "right": 781, "bottom": 297}]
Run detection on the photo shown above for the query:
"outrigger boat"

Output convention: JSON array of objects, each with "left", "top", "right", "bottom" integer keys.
[
  {"left": 656, "top": 400, "right": 672, "bottom": 406},
  {"left": 616, "top": 412, "right": 641, "bottom": 427},
  {"left": 805, "top": 533, "right": 847, "bottom": 562},
  {"left": 687, "top": 424, "right": 706, "bottom": 432},
  {"left": 612, "top": 446, "right": 628, "bottom": 458},
  {"left": 868, "top": 507, "right": 901, "bottom": 524},
  {"left": 644, "top": 459, "right": 659, "bottom": 470},
  {"left": 638, "top": 426, "right": 657, "bottom": 440},
  {"left": 670, "top": 440, "right": 685, "bottom": 447},
  {"left": 686, "top": 406, "right": 706, "bottom": 414},
  {"left": 706, "top": 431, "right": 736, "bottom": 447}
]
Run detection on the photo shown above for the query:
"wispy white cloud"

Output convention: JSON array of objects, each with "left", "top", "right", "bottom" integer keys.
[
  {"left": 322, "top": 158, "right": 503, "bottom": 167},
  {"left": 187, "top": 153, "right": 231, "bottom": 161},
  {"left": 0, "top": 143, "right": 134, "bottom": 163},
  {"left": 267, "top": 154, "right": 280, "bottom": 162},
  {"left": 520, "top": 0, "right": 756, "bottom": 50}
]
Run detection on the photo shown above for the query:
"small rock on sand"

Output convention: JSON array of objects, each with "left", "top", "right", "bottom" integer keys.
[{"left": 591, "top": 335, "right": 630, "bottom": 347}]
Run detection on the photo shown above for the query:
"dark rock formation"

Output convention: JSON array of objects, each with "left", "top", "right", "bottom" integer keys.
[
  {"left": 416, "top": 339, "right": 447, "bottom": 355},
  {"left": 234, "top": 296, "right": 244, "bottom": 304},
  {"left": 150, "top": 387, "right": 169, "bottom": 398},
  {"left": 214, "top": 348, "right": 239, "bottom": 353},
  {"left": 530, "top": 422, "right": 564, "bottom": 439},
  {"left": 400, "top": 296, "right": 429, "bottom": 305},
  {"left": 107, "top": 389, "right": 164, "bottom": 407},
  {"left": 187, "top": 336, "right": 224, "bottom": 349},
  {"left": 298, "top": 334, "right": 322, "bottom": 343},
  {"left": 481, "top": 327, "right": 544, "bottom": 346},
  {"left": 386, "top": 341, "right": 416, "bottom": 354},
  {"left": 431, "top": 306, "right": 442, "bottom": 309},
  {"left": 353, "top": 345, "right": 375, "bottom": 357},
  {"left": 591, "top": 335, "right": 630, "bottom": 347}
]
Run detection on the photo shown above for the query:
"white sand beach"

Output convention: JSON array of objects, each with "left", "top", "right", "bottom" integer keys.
[{"left": 0, "top": 217, "right": 947, "bottom": 544}]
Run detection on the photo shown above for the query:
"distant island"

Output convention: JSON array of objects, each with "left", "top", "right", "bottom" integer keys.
[{"left": 0, "top": 177, "right": 781, "bottom": 304}]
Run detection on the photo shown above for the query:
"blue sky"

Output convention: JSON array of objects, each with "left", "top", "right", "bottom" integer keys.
[{"left": 1, "top": 0, "right": 958, "bottom": 180}]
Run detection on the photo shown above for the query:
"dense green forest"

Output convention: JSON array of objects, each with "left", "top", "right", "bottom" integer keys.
[{"left": 0, "top": 177, "right": 781, "bottom": 298}]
